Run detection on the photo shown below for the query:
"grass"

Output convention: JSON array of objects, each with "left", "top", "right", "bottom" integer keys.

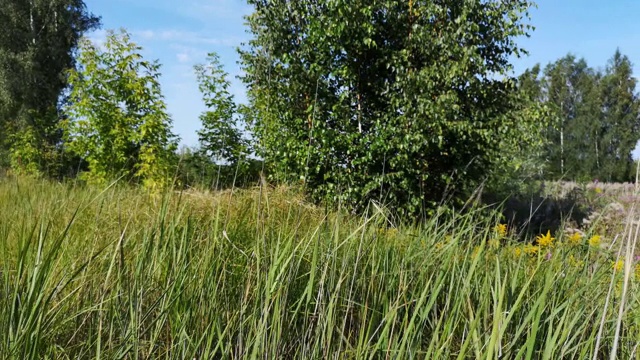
[{"left": 1, "top": 177, "right": 640, "bottom": 359}]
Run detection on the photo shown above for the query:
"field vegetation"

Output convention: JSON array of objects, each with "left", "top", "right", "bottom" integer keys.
[
  {"left": 1, "top": 0, "right": 640, "bottom": 358},
  {"left": 2, "top": 178, "right": 640, "bottom": 358}
]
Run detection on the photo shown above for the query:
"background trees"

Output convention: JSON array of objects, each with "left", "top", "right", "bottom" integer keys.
[
  {"left": 598, "top": 50, "right": 639, "bottom": 182},
  {"left": 240, "top": 0, "right": 536, "bottom": 216},
  {"left": 63, "top": 29, "right": 178, "bottom": 188},
  {"left": 0, "top": 0, "right": 100, "bottom": 175},
  {"left": 542, "top": 55, "right": 601, "bottom": 181},
  {"left": 523, "top": 51, "right": 640, "bottom": 183},
  {"left": 173, "top": 52, "right": 259, "bottom": 190},
  {"left": 0, "top": 0, "right": 638, "bottom": 217}
]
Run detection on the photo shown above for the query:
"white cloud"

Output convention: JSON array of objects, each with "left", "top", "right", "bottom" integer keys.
[
  {"left": 136, "top": 30, "right": 156, "bottom": 40},
  {"left": 86, "top": 29, "right": 107, "bottom": 49},
  {"left": 176, "top": 53, "right": 191, "bottom": 63},
  {"left": 132, "top": 29, "right": 243, "bottom": 47}
]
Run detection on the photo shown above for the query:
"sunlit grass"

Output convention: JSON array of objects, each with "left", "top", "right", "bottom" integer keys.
[{"left": 1, "top": 177, "right": 639, "bottom": 359}]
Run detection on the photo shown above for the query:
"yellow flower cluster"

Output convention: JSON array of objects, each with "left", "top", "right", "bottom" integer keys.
[
  {"left": 568, "top": 232, "right": 583, "bottom": 245},
  {"left": 536, "top": 230, "right": 554, "bottom": 248},
  {"left": 495, "top": 224, "right": 508, "bottom": 238},
  {"left": 523, "top": 244, "right": 540, "bottom": 255},
  {"left": 512, "top": 247, "right": 523, "bottom": 257},
  {"left": 588, "top": 235, "right": 602, "bottom": 247},
  {"left": 378, "top": 227, "right": 398, "bottom": 238},
  {"left": 612, "top": 260, "right": 624, "bottom": 273}
]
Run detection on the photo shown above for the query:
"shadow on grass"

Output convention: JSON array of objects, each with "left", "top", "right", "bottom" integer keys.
[{"left": 485, "top": 183, "right": 590, "bottom": 240}]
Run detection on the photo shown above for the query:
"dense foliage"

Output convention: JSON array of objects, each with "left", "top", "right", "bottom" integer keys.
[
  {"left": 525, "top": 51, "right": 640, "bottom": 182},
  {"left": 62, "top": 29, "right": 178, "bottom": 188},
  {"left": 0, "top": 0, "right": 637, "bottom": 211},
  {"left": 0, "top": 0, "right": 99, "bottom": 175},
  {"left": 240, "top": 0, "right": 538, "bottom": 217}
]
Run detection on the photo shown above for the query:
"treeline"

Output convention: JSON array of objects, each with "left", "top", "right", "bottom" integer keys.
[
  {"left": 521, "top": 51, "right": 640, "bottom": 183},
  {"left": 1, "top": 0, "right": 639, "bottom": 216}
]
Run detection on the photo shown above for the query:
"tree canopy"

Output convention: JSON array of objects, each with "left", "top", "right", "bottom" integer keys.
[
  {"left": 0, "top": 0, "right": 100, "bottom": 175},
  {"left": 523, "top": 51, "right": 640, "bottom": 183},
  {"left": 240, "top": 0, "right": 537, "bottom": 216},
  {"left": 63, "top": 29, "right": 178, "bottom": 188},
  {"left": 0, "top": 0, "right": 638, "bottom": 217}
]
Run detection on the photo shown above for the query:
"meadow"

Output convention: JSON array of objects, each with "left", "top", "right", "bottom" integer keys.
[{"left": 1, "top": 177, "right": 640, "bottom": 359}]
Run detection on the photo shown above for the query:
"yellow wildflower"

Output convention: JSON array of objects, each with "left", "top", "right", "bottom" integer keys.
[
  {"left": 588, "top": 235, "right": 602, "bottom": 247},
  {"left": 635, "top": 264, "right": 640, "bottom": 280},
  {"left": 513, "top": 246, "right": 523, "bottom": 257},
  {"left": 613, "top": 260, "right": 624, "bottom": 273},
  {"left": 378, "top": 227, "right": 398, "bottom": 237},
  {"left": 568, "top": 232, "right": 583, "bottom": 246},
  {"left": 523, "top": 244, "right": 539, "bottom": 255},
  {"left": 536, "top": 230, "right": 555, "bottom": 248},
  {"left": 595, "top": 187, "right": 603, "bottom": 194},
  {"left": 495, "top": 224, "right": 508, "bottom": 238}
]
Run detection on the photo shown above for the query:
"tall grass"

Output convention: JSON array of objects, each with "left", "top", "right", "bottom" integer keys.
[{"left": 1, "top": 177, "right": 639, "bottom": 359}]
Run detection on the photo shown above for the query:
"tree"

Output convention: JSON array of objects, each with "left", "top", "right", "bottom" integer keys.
[
  {"left": 598, "top": 49, "right": 639, "bottom": 182},
  {"left": 0, "top": 0, "right": 100, "bottom": 175},
  {"left": 527, "top": 50, "right": 640, "bottom": 183},
  {"left": 488, "top": 64, "right": 552, "bottom": 193},
  {"left": 240, "top": 0, "right": 535, "bottom": 217},
  {"left": 62, "top": 29, "right": 178, "bottom": 188},
  {"left": 195, "top": 53, "right": 248, "bottom": 165},
  {"left": 541, "top": 55, "right": 601, "bottom": 181}
]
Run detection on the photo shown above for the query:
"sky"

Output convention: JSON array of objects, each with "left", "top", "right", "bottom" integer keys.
[{"left": 84, "top": 0, "right": 640, "bottom": 149}]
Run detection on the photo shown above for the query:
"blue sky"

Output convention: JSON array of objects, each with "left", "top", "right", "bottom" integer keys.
[{"left": 84, "top": 0, "right": 640, "bottom": 148}]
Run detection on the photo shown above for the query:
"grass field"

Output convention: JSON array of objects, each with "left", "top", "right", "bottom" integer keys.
[{"left": 1, "top": 177, "right": 640, "bottom": 359}]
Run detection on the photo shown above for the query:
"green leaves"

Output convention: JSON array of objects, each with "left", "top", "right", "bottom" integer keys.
[
  {"left": 530, "top": 50, "right": 640, "bottom": 182},
  {"left": 195, "top": 53, "right": 249, "bottom": 166},
  {"left": 63, "top": 29, "right": 178, "bottom": 188},
  {"left": 0, "top": 0, "right": 100, "bottom": 176},
  {"left": 598, "top": 50, "right": 639, "bottom": 182},
  {"left": 241, "top": 0, "right": 535, "bottom": 217}
]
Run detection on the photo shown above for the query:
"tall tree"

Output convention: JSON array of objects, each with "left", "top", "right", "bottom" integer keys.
[
  {"left": 598, "top": 49, "right": 639, "bottom": 182},
  {"left": 527, "top": 50, "right": 640, "bottom": 182},
  {"left": 0, "top": 0, "right": 100, "bottom": 175},
  {"left": 542, "top": 55, "right": 601, "bottom": 180},
  {"left": 195, "top": 53, "right": 248, "bottom": 165},
  {"left": 240, "top": 0, "right": 535, "bottom": 216},
  {"left": 63, "top": 29, "right": 178, "bottom": 188},
  {"left": 499, "top": 64, "right": 552, "bottom": 183}
]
